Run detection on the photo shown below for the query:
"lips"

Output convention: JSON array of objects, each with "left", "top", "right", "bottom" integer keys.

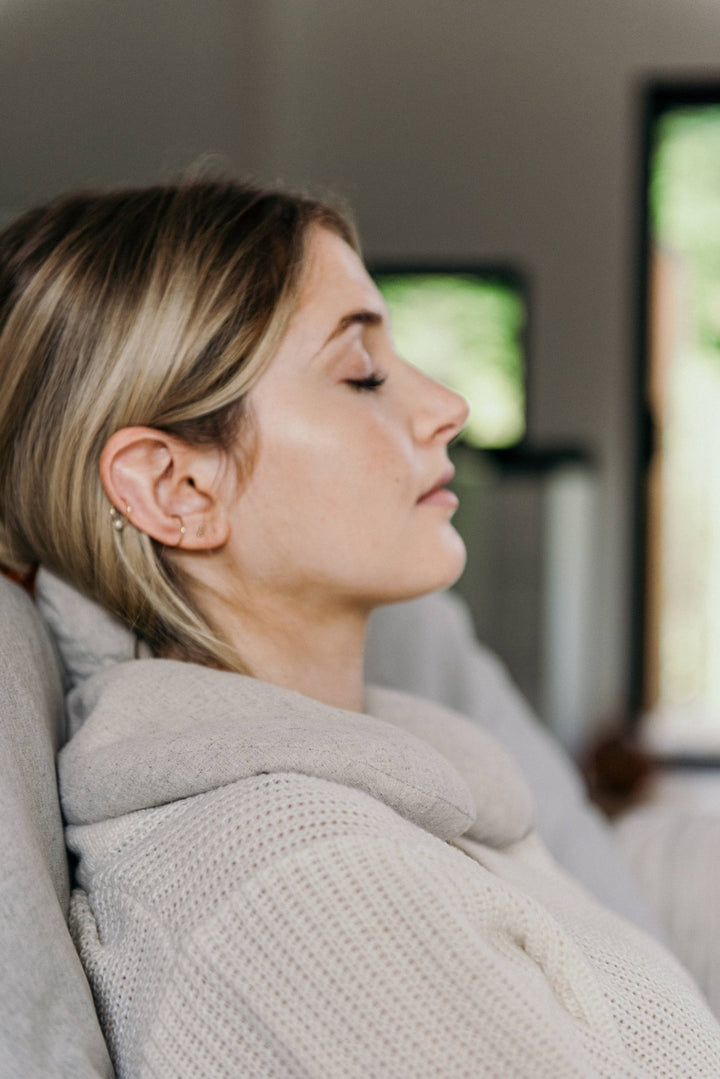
[{"left": 417, "top": 466, "right": 458, "bottom": 506}]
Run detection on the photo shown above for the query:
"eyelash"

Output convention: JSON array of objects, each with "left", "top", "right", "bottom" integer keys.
[{"left": 346, "top": 372, "right": 387, "bottom": 392}]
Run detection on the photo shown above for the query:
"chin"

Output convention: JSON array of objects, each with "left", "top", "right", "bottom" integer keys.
[
  {"left": 436, "top": 525, "right": 467, "bottom": 583},
  {"left": 429, "top": 550, "right": 467, "bottom": 595},
  {"left": 391, "top": 531, "right": 467, "bottom": 603}
]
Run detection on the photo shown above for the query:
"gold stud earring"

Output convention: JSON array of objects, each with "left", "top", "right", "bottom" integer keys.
[
  {"left": 196, "top": 522, "right": 207, "bottom": 538},
  {"left": 109, "top": 503, "right": 131, "bottom": 532}
]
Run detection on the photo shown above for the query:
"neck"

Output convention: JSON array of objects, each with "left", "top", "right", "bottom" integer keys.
[
  {"left": 199, "top": 581, "right": 370, "bottom": 713},
  {"left": 243, "top": 618, "right": 367, "bottom": 712}
]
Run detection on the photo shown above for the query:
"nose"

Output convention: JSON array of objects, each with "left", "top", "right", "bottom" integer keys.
[{"left": 410, "top": 367, "right": 470, "bottom": 445}]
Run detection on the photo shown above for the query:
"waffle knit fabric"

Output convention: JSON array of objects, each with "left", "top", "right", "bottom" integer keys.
[{"left": 56, "top": 657, "right": 720, "bottom": 1079}]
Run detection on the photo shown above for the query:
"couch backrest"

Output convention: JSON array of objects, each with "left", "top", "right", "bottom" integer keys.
[{"left": 0, "top": 574, "right": 113, "bottom": 1078}]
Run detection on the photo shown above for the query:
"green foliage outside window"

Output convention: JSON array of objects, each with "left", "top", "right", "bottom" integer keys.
[
  {"left": 648, "top": 103, "right": 720, "bottom": 733},
  {"left": 652, "top": 107, "right": 720, "bottom": 354}
]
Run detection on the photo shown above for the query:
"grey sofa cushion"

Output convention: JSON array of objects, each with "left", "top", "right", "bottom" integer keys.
[{"left": 0, "top": 574, "right": 113, "bottom": 1078}]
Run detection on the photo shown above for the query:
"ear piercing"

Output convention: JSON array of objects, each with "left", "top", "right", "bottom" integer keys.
[
  {"left": 109, "top": 504, "right": 132, "bottom": 532},
  {"left": 110, "top": 506, "right": 194, "bottom": 545}
]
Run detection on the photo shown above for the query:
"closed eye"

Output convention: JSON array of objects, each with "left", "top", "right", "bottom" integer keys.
[{"left": 346, "top": 372, "right": 387, "bottom": 392}]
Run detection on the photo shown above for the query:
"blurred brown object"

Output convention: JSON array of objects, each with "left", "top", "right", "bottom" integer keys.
[
  {"left": 582, "top": 731, "right": 656, "bottom": 818},
  {"left": 0, "top": 564, "right": 37, "bottom": 595}
]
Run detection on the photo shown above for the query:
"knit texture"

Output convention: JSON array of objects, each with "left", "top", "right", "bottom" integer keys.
[
  {"left": 66, "top": 771, "right": 720, "bottom": 1079},
  {"left": 60, "top": 665, "right": 720, "bottom": 1078}
]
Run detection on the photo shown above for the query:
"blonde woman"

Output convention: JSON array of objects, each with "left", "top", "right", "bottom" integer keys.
[{"left": 1, "top": 180, "right": 719, "bottom": 1078}]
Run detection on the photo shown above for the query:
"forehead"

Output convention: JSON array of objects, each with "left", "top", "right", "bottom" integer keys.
[{"left": 298, "top": 227, "right": 384, "bottom": 314}]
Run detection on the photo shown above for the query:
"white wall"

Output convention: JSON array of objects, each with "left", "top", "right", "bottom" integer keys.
[{"left": 2, "top": 0, "right": 720, "bottom": 735}]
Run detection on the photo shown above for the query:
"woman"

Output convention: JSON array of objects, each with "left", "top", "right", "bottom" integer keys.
[{"left": 1, "top": 179, "right": 719, "bottom": 1078}]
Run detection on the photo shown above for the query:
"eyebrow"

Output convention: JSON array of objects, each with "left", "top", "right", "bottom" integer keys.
[{"left": 321, "top": 308, "right": 383, "bottom": 349}]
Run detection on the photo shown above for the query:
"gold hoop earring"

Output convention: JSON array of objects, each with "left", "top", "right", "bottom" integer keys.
[{"left": 174, "top": 515, "right": 186, "bottom": 543}]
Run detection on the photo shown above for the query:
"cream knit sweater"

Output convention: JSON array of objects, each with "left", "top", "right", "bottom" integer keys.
[{"left": 55, "top": 650, "right": 720, "bottom": 1079}]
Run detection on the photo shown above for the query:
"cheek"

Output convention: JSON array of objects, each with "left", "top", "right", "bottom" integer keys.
[
  {"left": 335, "top": 433, "right": 412, "bottom": 519},
  {"left": 368, "top": 429, "right": 416, "bottom": 505},
  {"left": 246, "top": 427, "right": 342, "bottom": 531},
  {"left": 247, "top": 389, "right": 417, "bottom": 540},
  {"left": 281, "top": 409, "right": 409, "bottom": 488}
]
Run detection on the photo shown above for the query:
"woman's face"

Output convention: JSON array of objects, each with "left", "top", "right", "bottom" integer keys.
[{"left": 223, "top": 226, "right": 469, "bottom": 616}]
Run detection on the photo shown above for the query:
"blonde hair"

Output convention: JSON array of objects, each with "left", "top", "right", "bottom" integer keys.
[{"left": 0, "top": 179, "right": 356, "bottom": 670}]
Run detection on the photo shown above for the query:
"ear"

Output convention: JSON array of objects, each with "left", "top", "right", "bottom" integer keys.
[{"left": 99, "top": 427, "right": 231, "bottom": 549}]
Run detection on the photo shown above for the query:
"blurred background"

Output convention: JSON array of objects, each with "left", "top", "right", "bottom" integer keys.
[{"left": 4, "top": 0, "right": 720, "bottom": 766}]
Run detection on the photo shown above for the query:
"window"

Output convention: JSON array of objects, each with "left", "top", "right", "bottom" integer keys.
[{"left": 636, "top": 83, "right": 720, "bottom": 757}]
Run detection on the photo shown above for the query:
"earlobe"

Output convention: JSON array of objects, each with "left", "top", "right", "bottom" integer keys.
[{"left": 99, "top": 427, "right": 230, "bottom": 549}]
